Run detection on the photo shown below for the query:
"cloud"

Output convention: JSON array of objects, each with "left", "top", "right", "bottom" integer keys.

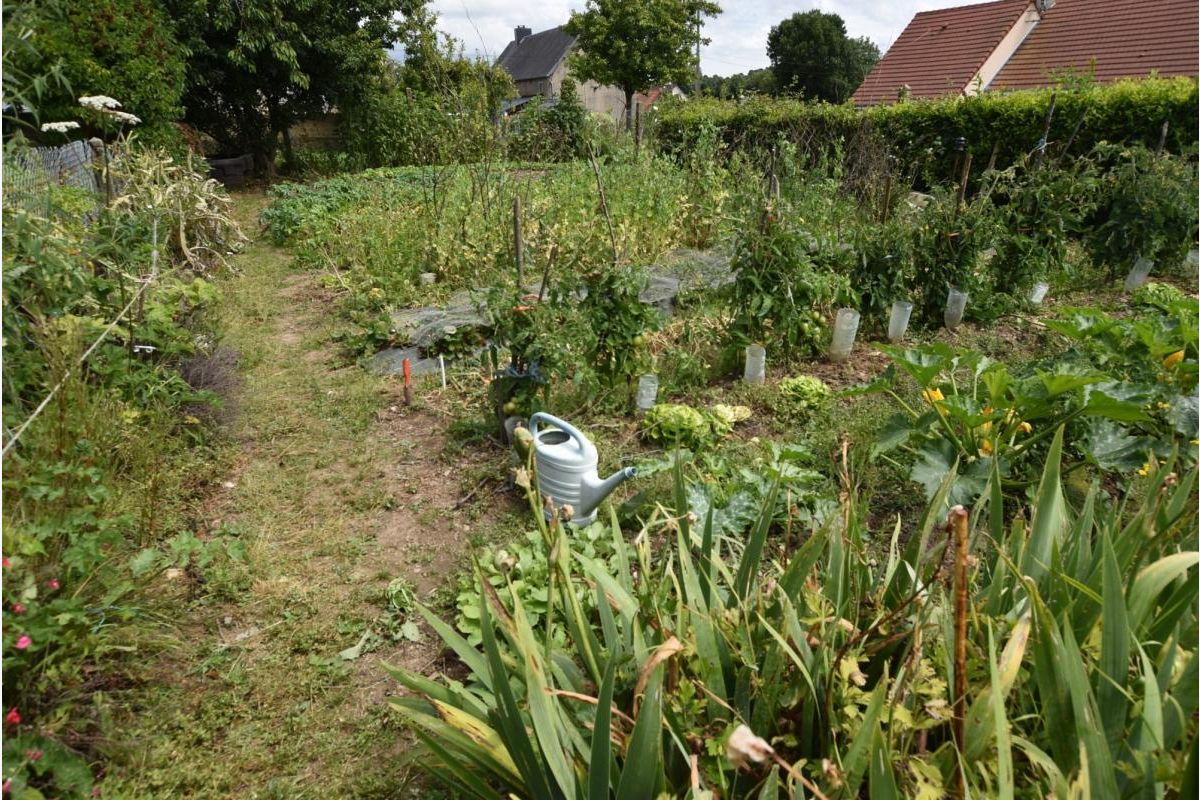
[{"left": 427, "top": 0, "right": 969, "bottom": 76}]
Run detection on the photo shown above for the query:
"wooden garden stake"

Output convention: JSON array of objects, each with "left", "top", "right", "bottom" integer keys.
[
  {"left": 949, "top": 504, "right": 970, "bottom": 799},
  {"left": 985, "top": 141, "right": 999, "bottom": 174},
  {"left": 1156, "top": 120, "right": 1170, "bottom": 155},
  {"left": 587, "top": 145, "right": 619, "bottom": 265},
  {"left": 402, "top": 358, "right": 413, "bottom": 405},
  {"left": 955, "top": 153, "right": 973, "bottom": 214},
  {"left": 880, "top": 171, "right": 893, "bottom": 223},
  {"left": 513, "top": 195, "right": 524, "bottom": 287}
]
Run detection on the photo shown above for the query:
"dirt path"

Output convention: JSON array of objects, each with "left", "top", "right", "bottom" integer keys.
[{"left": 101, "top": 194, "right": 523, "bottom": 798}]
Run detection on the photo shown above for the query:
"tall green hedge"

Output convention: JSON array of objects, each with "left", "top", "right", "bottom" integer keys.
[{"left": 654, "top": 77, "right": 1198, "bottom": 183}]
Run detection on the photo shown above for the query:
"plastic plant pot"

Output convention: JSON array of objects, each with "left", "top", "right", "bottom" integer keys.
[
  {"left": 1028, "top": 282, "right": 1049, "bottom": 305},
  {"left": 888, "top": 301, "right": 913, "bottom": 342},
  {"left": 944, "top": 287, "right": 968, "bottom": 329},
  {"left": 743, "top": 344, "right": 766, "bottom": 384},
  {"left": 829, "top": 308, "right": 860, "bottom": 362},
  {"left": 1124, "top": 257, "right": 1153, "bottom": 291},
  {"left": 635, "top": 374, "right": 659, "bottom": 412}
]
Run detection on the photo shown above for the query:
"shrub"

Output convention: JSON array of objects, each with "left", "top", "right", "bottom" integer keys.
[
  {"left": 1087, "top": 143, "right": 1199, "bottom": 275},
  {"left": 655, "top": 77, "right": 1200, "bottom": 185}
]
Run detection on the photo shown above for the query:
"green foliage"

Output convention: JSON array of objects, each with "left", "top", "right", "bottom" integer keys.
[
  {"left": 11, "top": 0, "right": 186, "bottom": 149},
  {"left": 388, "top": 439, "right": 1198, "bottom": 797},
  {"left": 698, "top": 67, "right": 776, "bottom": 99},
  {"left": 505, "top": 78, "right": 590, "bottom": 163},
  {"left": 1132, "top": 281, "right": 1190, "bottom": 310},
  {"left": 906, "top": 187, "right": 997, "bottom": 326},
  {"left": 987, "top": 153, "right": 1100, "bottom": 298},
  {"left": 166, "top": 0, "right": 422, "bottom": 165},
  {"left": 577, "top": 264, "right": 662, "bottom": 392},
  {"left": 655, "top": 77, "right": 1200, "bottom": 183},
  {"left": 641, "top": 402, "right": 748, "bottom": 449},
  {"left": 564, "top": 0, "right": 722, "bottom": 128},
  {"left": 2, "top": 146, "right": 240, "bottom": 797},
  {"left": 726, "top": 200, "right": 850, "bottom": 358},
  {"left": 766, "top": 10, "right": 878, "bottom": 103},
  {"left": 1087, "top": 143, "right": 1199, "bottom": 274},
  {"left": 342, "top": 30, "right": 515, "bottom": 169},
  {"left": 777, "top": 375, "right": 831, "bottom": 421},
  {"left": 860, "top": 322, "right": 1197, "bottom": 506}
]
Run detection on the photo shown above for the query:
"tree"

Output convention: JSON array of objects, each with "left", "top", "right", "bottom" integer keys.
[
  {"left": 564, "top": 0, "right": 721, "bottom": 130},
  {"left": 9, "top": 0, "right": 187, "bottom": 148},
  {"left": 699, "top": 68, "right": 776, "bottom": 99},
  {"left": 165, "top": 0, "right": 426, "bottom": 172},
  {"left": 767, "top": 11, "right": 879, "bottom": 103}
]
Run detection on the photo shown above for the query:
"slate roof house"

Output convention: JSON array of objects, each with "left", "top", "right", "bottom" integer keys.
[
  {"left": 496, "top": 26, "right": 629, "bottom": 120},
  {"left": 852, "top": 0, "right": 1199, "bottom": 106}
]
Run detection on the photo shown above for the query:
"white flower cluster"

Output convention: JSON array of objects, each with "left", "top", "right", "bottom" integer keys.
[
  {"left": 77, "top": 96, "right": 141, "bottom": 126},
  {"left": 40, "top": 121, "right": 80, "bottom": 133},
  {"left": 105, "top": 110, "right": 141, "bottom": 125},
  {"left": 78, "top": 95, "right": 121, "bottom": 110}
]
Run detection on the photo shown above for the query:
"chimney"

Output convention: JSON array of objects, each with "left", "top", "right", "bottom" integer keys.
[{"left": 514, "top": 26, "right": 532, "bottom": 43}]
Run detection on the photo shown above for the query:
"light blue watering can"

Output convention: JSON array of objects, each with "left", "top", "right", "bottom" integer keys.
[{"left": 529, "top": 412, "right": 637, "bottom": 525}]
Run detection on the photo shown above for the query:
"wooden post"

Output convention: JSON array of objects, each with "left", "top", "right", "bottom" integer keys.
[
  {"left": 956, "top": 153, "right": 973, "bottom": 213},
  {"left": 985, "top": 141, "right": 999, "bottom": 174},
  {"left": 513, "top": 195, "right": 524, "bottom": 288},
  {"left": 949, "top": 505, "right": 970, "bottom": 799},
  {"left": 879, "top": 171, "right": 893, "bottom": 223},
  {"left": 634, "top": 102, "right": 642, "bottom": 154},
  {"left": 1156, "top": 120, "right": 1170, "bottom": 155}
]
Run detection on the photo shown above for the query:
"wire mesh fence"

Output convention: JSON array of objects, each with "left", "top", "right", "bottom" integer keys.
[{"left": 3, "top": 138, "right": 124, "bottom": 218}]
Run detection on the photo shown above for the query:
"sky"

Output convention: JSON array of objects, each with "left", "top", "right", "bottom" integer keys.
[{"left": 423, "top": 1, "right": 976, "bottom": 76}]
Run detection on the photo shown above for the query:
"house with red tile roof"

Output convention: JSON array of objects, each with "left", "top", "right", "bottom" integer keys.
[{"left": 852, "top": 0, "right": 1199, "bottom": 106}]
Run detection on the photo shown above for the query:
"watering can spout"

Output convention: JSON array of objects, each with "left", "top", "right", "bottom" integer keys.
[{"left": 579, "top": 466, "right": 638, "bottom": 519}]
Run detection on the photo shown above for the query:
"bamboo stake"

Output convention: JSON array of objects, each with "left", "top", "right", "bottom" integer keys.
[{"left": 949, "top": 504, "right": 970, "bottom": 799}]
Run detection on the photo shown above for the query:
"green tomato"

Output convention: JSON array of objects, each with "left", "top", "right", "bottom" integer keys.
[
  {"left": 632, "top": 334, "right": 646, "bottom": 347},
  {"left": 502, "top": 400, "right": 519, "bottom": 415}
]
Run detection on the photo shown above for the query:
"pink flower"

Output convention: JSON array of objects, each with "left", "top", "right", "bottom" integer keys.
[
  {"left": 10, "top": 604, "right": 24, "bottom": 615},
  {"left": 3, "top": 778, "right": 10, "bottom": 793},
  {"left": 2, "top": 557, "right": 9, "bottom": 568},
  {"left": 24, "top": 749, "right": 41, "bottom": 762},
  {"left": 15, "top": 635, "right": 31, "bottom": 650},
  {"left": 47, "top": 578, "right": 60, "bottom": 591},
  {"left": 5, "top": 708, "right": 20, "bottom": 725}
]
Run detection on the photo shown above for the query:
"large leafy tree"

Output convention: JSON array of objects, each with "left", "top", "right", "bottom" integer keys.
[
  {"left": 767, "top": 10, "right": 879, "bottom": 103},
  {"left": 166, "top": 0, "right": 425, "bottom": 171},
  {"left": 7, "top": 0, "right": 186, "bottom": 148},
  {"left": 564, "top": 0, "right": 721, "bottom": 130}
]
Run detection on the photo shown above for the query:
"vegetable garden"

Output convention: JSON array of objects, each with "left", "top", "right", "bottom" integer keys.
[
  {"left": 4, "top": 69, "right": 1199, "bottom": 798},
  {"left": 252, "top": 84, "right": 1200, "bottom": 798}
]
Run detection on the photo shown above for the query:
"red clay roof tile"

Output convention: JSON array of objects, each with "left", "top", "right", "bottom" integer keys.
[
  {"left": 990, "top": 0, "right": 1199, "bottom": 89},
  {"left": 852, "top": 0, "right": 1030, "bottom": 105}
]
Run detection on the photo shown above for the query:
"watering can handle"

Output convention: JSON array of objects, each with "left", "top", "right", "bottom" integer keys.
[{"left": 529, "top": 412, "right": 588, "bottom": 452}]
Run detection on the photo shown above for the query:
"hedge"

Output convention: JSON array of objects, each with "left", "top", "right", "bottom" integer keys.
[{"left": 654, "top": 77, "right": 1199, "bottom": 183}]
